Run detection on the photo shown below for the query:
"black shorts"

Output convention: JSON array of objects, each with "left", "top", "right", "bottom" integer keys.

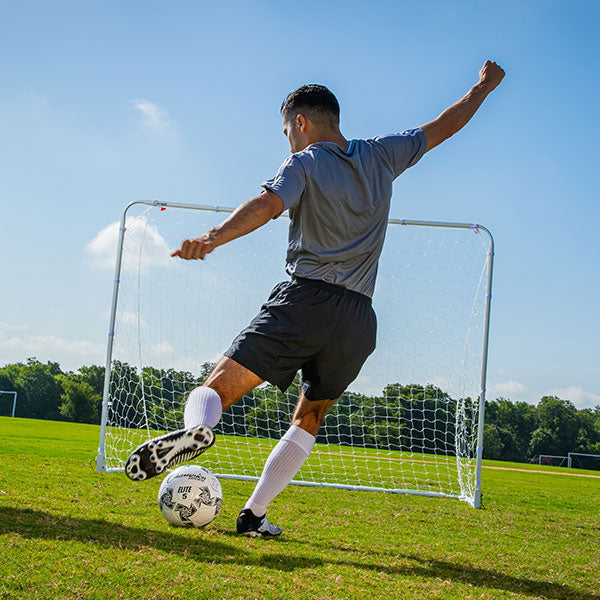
[{"left": 224, "top": 276, "right": 377, "bottom": 401}]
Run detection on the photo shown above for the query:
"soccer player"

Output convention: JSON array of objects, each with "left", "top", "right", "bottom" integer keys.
[{"left": 126, "top": 60, "right": 505, "bottom": 536}]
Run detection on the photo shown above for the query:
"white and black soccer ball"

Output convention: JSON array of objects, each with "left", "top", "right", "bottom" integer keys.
[{"left": 158, "top": 465, "right": 222, "bottom": 528}]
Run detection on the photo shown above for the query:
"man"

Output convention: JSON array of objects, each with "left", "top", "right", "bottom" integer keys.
[{"left": 126, "top": 60, "right": 505, "bottom": 537}]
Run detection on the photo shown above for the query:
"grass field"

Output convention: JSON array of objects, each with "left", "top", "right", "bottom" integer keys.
[{"left": 1, "top": 418, "right": 598, "bottom": 600}]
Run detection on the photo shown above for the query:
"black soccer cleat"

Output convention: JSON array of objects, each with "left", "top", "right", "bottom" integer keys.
[
  {"left": 236, "top": 508, "right": 282, "bottom": 538},
  {"left": 125, "top": 425, "right": 215, "bottom": 481}
]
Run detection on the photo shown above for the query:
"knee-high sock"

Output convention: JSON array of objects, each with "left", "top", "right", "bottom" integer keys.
[
  {"left": 244, "top": 425, "right": 315, "bottom": 517},
  {"left": 183, "top": 386, "right": 222, "bottom": 429}
]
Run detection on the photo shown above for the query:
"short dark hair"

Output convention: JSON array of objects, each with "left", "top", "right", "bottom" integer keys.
[{"left": 280, "top": 84, "right": 340, "bottom": 128}]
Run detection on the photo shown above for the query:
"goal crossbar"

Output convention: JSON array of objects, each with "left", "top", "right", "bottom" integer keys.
[{"left": 96, "top": 200, "right": 494, "bottom": 509}]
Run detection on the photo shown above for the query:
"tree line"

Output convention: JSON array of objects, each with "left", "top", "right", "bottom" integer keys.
[{"left": 1, "top": 358, "right": 599, "bottom": 467}]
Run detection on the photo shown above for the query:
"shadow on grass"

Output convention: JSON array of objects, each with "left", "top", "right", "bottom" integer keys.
[{"left": 1, "top": 506, "right": 596, "bottom": 600}]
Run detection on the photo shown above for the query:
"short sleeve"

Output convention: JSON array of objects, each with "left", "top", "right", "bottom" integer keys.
[
  {"left": 373, "top": 129, "right": 427, "bottom": 178},
  {"left": 261, "top": 154, "right": 307, "bottom": 212}
]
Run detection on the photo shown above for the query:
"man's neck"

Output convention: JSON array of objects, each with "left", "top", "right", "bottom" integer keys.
[{"left": 309, "top": 129, "right": 348, "bottom": 151}]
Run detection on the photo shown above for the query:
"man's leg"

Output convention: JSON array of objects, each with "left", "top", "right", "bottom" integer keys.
[
  {"left": 184, "top": 356, "right": 264, "bottom": 429},
  {"left": 237, "top": 393, "right": 337, "bottom": 536},
  {"left": 126, "top": 356, "right": 263, "bottom": 481}
]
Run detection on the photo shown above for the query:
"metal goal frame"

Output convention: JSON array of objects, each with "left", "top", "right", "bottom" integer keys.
[{"left": 96, "top": 200, "right": 494, "bottom": 509}]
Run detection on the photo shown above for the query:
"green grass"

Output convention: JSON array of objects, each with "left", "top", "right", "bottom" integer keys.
[{"left": 1, "top": 418, "right": 599, "bottom": 600}]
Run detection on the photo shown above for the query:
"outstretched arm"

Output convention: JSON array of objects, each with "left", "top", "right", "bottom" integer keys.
[
  {"left": 171, "top": 189, "right": 284, "bottom": 260},
  {"left": 421, "top": 60, "right": 505, "bottom": 152}
]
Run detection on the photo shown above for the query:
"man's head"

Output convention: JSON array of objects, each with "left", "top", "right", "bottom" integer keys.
[{"left": 281, "top": 84, "right": 342, "bottom": 152}]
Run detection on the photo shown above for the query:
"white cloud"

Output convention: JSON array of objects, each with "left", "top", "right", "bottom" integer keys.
[
  {"left": 85, "top": 215, "right": 173, "bottom": 271},
  {"left": 487, "top": 379, "right": 538, "bottom": 404},
  {"left": 0, "top": 333, "right": 104, "bottom": 369},
  {"left": 487, "top": 380, "right": 600, "bottom": 409},
  {"left": 494, "top": 379, "right": 528, "bottom": 397},
  {"left": 546, "top": 386, "right": 600, "bottom": 409},
  {"left": 132, "top": 99, "right": 169, "bottom": 129},
  {"left": 0, "top": 322, "right": 27, "bottom": 333},
  {"left": 116, "top": 310, "right": 146, "bottom": 329},
  {"left": 85, "top": 220, "right": 121, "bottom": 270},
  {"left": 150, "top": 342, "right": 173, "bottom": 357}
]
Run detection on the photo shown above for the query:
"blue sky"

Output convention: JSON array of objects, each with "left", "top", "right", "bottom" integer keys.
[{"left": 0, "top": 0, "right": 598, "bottom": 408}]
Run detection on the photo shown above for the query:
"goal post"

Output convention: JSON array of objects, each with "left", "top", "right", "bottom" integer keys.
[
  {"left": 96, "top": 200, "right": 494, "bottom": 508},
  {"left": 0, "top": 391, "right": 17, "bottom": 418}
]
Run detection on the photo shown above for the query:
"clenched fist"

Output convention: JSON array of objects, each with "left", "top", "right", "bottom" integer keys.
[{"left": 479, "top": 60, "right": 505, "bottom": 92}]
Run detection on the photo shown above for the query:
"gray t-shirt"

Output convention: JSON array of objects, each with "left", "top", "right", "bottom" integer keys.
[{"left": 262, "top": 129, "right": 427, "bottom": 297}]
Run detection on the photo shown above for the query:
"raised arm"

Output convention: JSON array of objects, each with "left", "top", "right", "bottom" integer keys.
[
  {"left": 421, "top": 60, "right": 505, "bottom": 152},
  {"left": 171, "top": 189, "right": 284, "bottom": 260}
]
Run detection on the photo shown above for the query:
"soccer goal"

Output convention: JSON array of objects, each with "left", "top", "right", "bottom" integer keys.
[
  {"left": 0, "top": 391, "right": 17, "bottom": 418},
  {"left": 96, "top": 201, "right": 494, "bottom": 508},
  {"left": 568, "top": 453, "right": 600, "bottom": 471},
  {"left": 538, "top": 455, "right": 569, "bottom": 467}
]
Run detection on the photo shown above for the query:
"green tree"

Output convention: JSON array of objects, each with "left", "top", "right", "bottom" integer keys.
[
  {"left": 495, "top": 426, "right": 521, "bottom": 461},
  {"left": 573, "top": 407, "right": 600, "bottom": 454},
  {"left": 592, "top": 406, "right": 600, "bottom": 454},
  {"left": 74, "top": 365, "right": 105, "bottom": 422},
  {"left": 529, "top": 426, "right": 559, "bottom": 457},
  {"left": 0, "top": 369, "right": 20, "bottom": 416},
  {"left": 13, "top": 358, "right": 64, "bottom": 420},
  {"left": 482, "top": 424, "right": 504, "bottom": 459},
  {"left": 58, "top": 377, "right": 100, "bottom": 423},
  {"left": 485, "top": 398, "right": 538, "bottom": 461},
  {"left": 531, "top": 396, "right": 579, "bottom": 456},
  {"left": 77, "top": 365, "right": 105, "bottom": 395},
  {"left": 379, "top": 383, "right": 454, "bottom": 453},
  {"left": 108, "top": 361, "right": 143, "bottom": 427}
]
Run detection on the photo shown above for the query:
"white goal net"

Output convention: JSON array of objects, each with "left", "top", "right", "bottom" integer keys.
[{"left": 97, "top": 201, "right": 494, "bottom": 508}]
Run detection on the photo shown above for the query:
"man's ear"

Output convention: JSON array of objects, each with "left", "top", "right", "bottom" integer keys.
[{"left": 296, "top": 114, "right": 308, "bottom": 132}]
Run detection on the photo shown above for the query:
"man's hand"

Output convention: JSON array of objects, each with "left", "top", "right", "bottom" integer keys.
[
  {"left": 171, "top": 233, "right": 216, "bottom": 260},
  {"left": 421, "top": 59, "right": 506, "bottom": 152},
  {"left": 478, "top": 60, "right": 505, "bottom": 93}
]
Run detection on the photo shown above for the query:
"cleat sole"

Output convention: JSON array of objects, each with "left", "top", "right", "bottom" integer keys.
[{"left": 124, "top": 425, "right": 215, "bottom": 482}]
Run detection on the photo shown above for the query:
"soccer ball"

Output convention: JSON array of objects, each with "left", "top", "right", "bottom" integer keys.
[{"left": 158, "top": 465, "right": 222, "bottom": 528}]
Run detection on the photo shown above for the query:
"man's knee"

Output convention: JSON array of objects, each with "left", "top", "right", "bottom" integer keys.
[
  {"left": 202, "top": 356, "right": 263, "bottom": 409},
  {"left": 291, "top": 395, "right": 337, "bottom": 436}
]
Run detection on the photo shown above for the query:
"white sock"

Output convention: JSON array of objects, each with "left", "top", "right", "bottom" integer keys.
[
  {"left": 183, "top": 386, "right": 222, "bottom": 429},
  {"left": 244, "top": 425, "right": 315, "bottom": 517}
]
